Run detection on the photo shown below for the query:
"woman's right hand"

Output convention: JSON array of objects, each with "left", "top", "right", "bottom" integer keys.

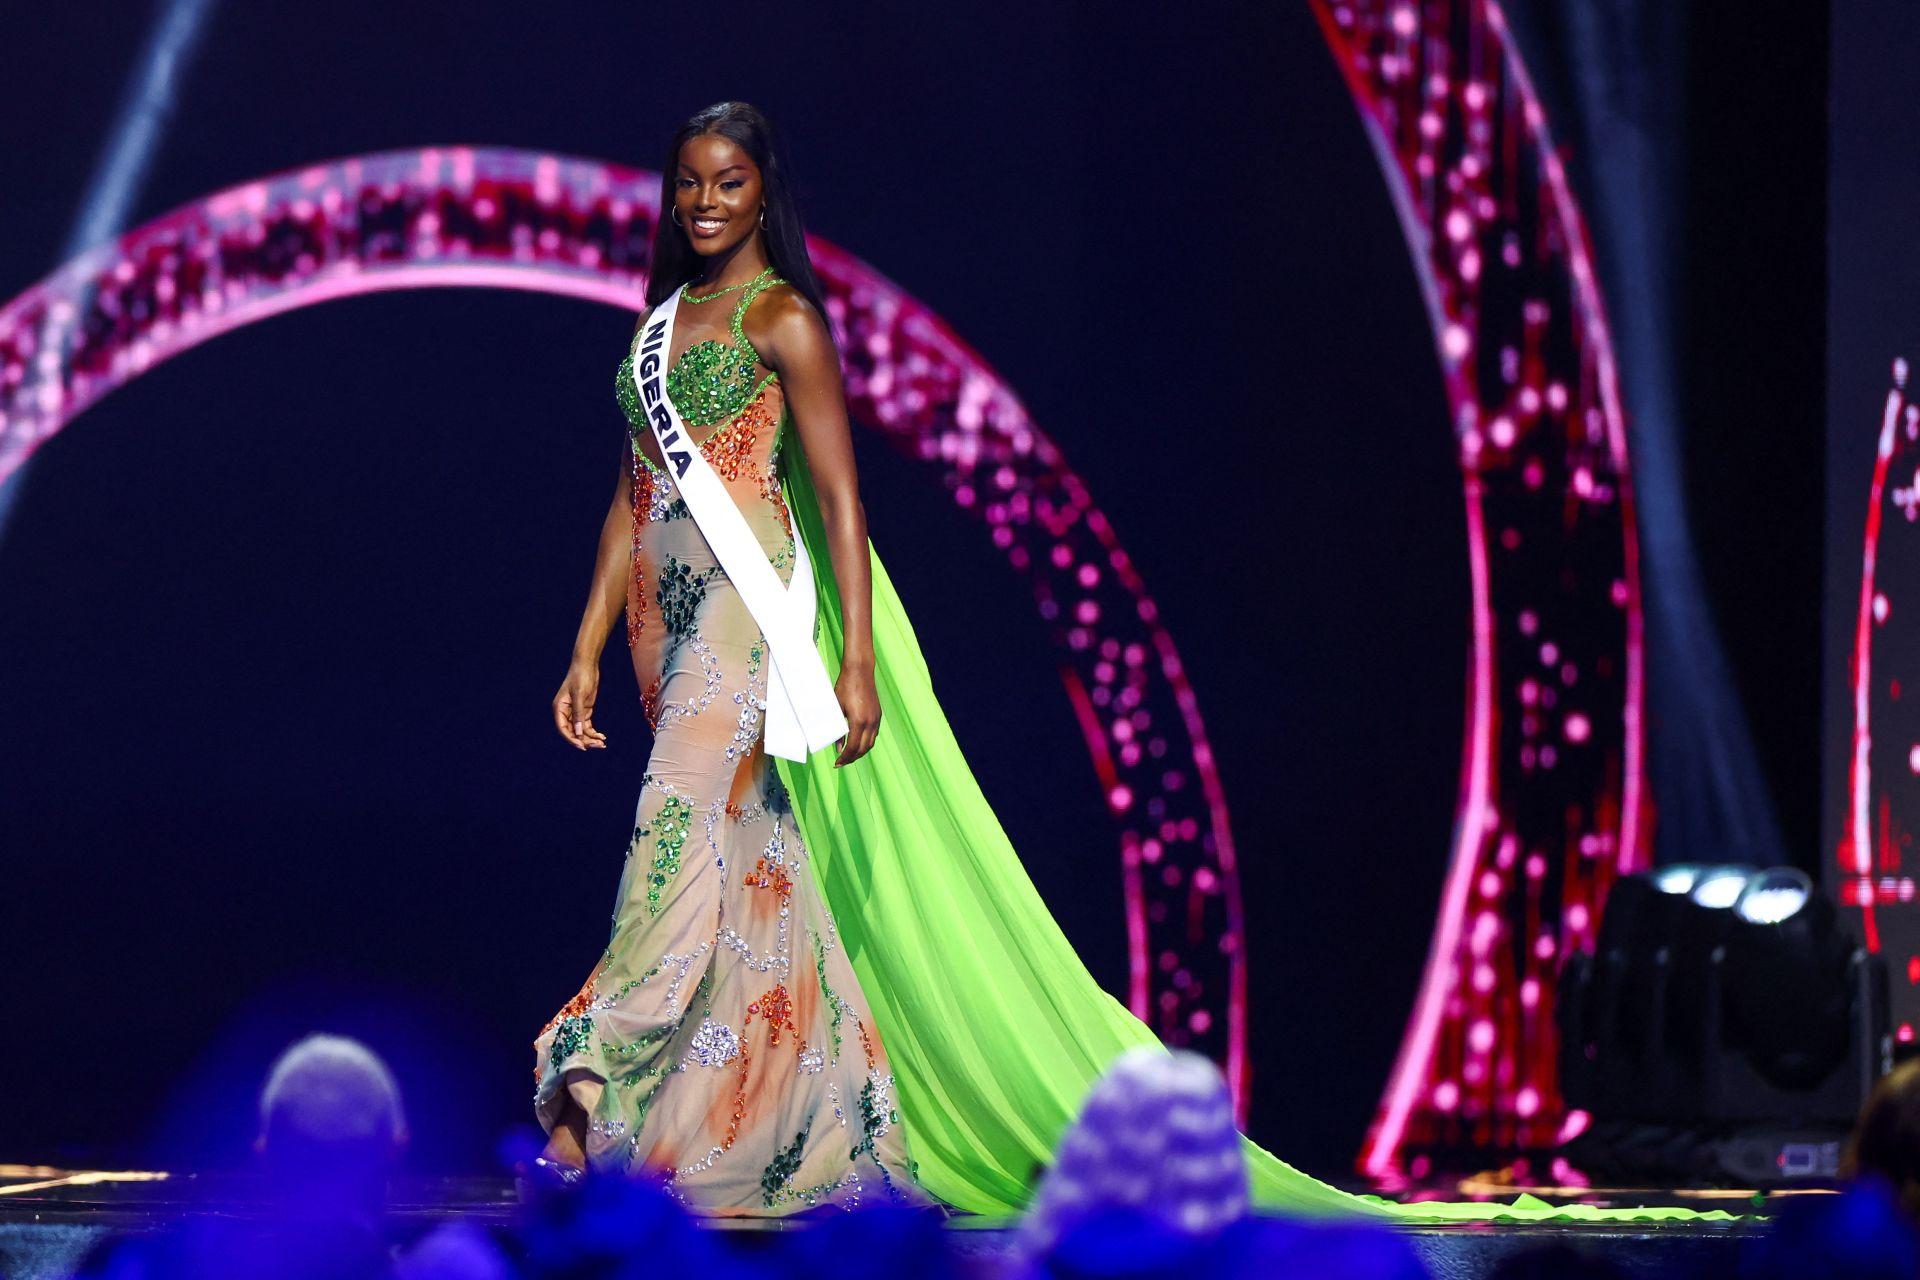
[{"left": 553, "top": 660, "right": 607, "bottom": 750}]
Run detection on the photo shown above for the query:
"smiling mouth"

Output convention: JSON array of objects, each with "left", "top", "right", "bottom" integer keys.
[{"left": 691, "top": 217, "right": 726, "bottom": 235}]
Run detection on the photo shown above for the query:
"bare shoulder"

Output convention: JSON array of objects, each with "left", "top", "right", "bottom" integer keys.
[
  {"left": 749, "top": 282, "right": 826, "bottom": 341},
  {"left": 630, "top": 304, "right": 653, "bottom": 338},
  {"left": 749, "top": 283, "right": 829, "bottom": 373}
]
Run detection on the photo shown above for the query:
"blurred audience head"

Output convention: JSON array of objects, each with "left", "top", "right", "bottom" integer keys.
[
  {"left": 392, "top": 1220, "right": 515, "bottom": 1280},
  {"left": 1029, "top": 1207, "right": 1430, "bottom": 1280},
  {"left": 1485, "top": 1241, "right": 1624, "bottom": 1279},
  {"left": 1016, "top": 1045, "right": 1249, "bottom": 1259},
  {"left": 1846, "top": 1055, "right": 1920, "bottom": 1220},
  {"left": 1207, "top": 1214, "right": 1429, "bottom": 1280},
  {"left": 1740, "top": 1176, "right": 1920, "bottom": 1280},
  {"left": 254, "top": 1032, "right": 409, "bottom": 1219},
  {"left": 770, "top": 1203, "right": 957, "bottom": 1280},
  {"left": 516, "top": 1169, "right": 720, "bottom": 1280}
]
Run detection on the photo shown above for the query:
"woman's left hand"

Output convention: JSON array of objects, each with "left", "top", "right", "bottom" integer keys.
[{"left": 832, "top": 660, "right": 881, "bottom": 767}]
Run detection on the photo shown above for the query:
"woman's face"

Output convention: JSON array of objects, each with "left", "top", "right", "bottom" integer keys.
[{"left": 674, "top": 133, "right": 765, "bottom": 258}]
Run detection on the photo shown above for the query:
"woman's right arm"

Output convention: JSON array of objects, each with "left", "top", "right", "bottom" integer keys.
[{"left": 551, "top": 309, "right": 647, "bottom": 750}]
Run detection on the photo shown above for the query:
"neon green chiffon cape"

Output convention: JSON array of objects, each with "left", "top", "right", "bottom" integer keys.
[{"left": 771, "top": 437, "right": 1743, "bottom": 1227}]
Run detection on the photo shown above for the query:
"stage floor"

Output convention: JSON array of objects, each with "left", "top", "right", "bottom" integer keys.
[{"left": 0, "top": 1166, "right": 1790, "bottom": 1280}]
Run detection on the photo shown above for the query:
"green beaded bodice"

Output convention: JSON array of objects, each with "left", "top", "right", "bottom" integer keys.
[{"left": 615, "top": 271, "right": 783, "bottom": 434}]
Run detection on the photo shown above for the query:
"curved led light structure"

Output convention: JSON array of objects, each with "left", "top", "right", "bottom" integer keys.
[
  {"left": 0, "top": 146, "right": 1252, "bottom": 1112},
  {"left": 1839, "top": 357, "right": 1920, "bottom": 1045},
  {"left": 1310, "top": 1, "right": 1651, "bottom": 1177}
]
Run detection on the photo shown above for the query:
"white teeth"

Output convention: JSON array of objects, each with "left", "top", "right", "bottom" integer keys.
[{"left": 694, "top": 219, "right": 724, "bottom": 230}]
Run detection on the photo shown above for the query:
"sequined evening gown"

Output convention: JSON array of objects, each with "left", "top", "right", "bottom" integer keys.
[{"left": 533, "top": 270, "right": 936, "bottom": 1215}]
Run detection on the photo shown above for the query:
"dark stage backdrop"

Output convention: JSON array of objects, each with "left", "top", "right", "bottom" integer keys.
[{"left": 0, "top": 1, "right": 1824, "bottom": 1180}]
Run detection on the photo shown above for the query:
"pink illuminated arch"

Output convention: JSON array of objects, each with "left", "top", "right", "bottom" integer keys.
[
  {"left": 1838, "top": 359, "right": 1920, "bottom": 1043},
  {"left": 0, "top": 146, "right": 1252, "bottom": 1110},
  {"left": 1312, "top": 0, "right": 1650, "bottom": 1178}
]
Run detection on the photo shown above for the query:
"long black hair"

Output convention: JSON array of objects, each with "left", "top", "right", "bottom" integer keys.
[{"left": 645, "top": 101, "right": 834, "bottom": 345}]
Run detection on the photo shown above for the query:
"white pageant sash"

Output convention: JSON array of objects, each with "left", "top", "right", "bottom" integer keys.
[{"left": 630, "top": 285, "right": 848, "bottom": 762}]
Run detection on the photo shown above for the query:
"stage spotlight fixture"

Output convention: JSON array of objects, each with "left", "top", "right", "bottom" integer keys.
[
  {"left": 1734, "top": 869, "right": 1811, "bottom": 926},
  {"left": 1593, "top": 872, "right": 1668, "bottom": 956},
  {"left": 1584, "top": 873, "right": 1679, "bottom": 1074},
  {"left": 1652, "top": 864, "right": 1704, "bottom": 896},
  {"left": 1666, "top": 868, "right": 1755, "bottom": 1064},
  {"left": 1724, "top": 869, "right": 1856, "bottom": 1092},
  {"left": 1689, "top": 865, "right": 1755, "bottom": 910},
  {"left": 1558, "top": 865, "right": 1889, "bottom": 1185}
]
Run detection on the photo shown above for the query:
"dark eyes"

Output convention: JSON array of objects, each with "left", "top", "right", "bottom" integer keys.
[{"left": 676, "top": 178, "right": 745, "bottom": 189}]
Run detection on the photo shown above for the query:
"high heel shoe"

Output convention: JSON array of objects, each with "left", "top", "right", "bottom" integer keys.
[{"left": 515, "top": 1155, "right": 587, "bottom": 1202}]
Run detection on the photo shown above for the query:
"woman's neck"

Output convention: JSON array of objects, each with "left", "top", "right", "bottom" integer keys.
[{"left": 693, "top": 239, "right": 771, "bottom": 290}]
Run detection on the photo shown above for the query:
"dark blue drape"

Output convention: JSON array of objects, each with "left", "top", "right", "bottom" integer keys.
[{"left": 1501, "top": 3, "right": 1788, "bottom": 870}]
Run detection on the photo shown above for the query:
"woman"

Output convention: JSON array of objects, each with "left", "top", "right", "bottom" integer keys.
[
  {"left": 531, "top": 102, "right": 926, "bottom": 1214},
  {"left": 530, "top": 100, "right": 1742, "bottom": 1227}
]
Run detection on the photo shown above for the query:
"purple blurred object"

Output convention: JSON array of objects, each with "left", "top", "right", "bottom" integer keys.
[
  {"left": 394, "top": 1221, "right": 516, "bottom": 1280},
  {"left": 514, "top": 1169, "right": 719, "bottom": 1280},
  {"left": 1017, "top": 1047, "right": 1249, "bottom": 1258}
]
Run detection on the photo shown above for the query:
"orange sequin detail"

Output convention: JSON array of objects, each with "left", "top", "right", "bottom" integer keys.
[
  {"left": 749, "top": 982, "right": 801, "bottom": 1049},
  {"left": 633, "top": 458, "right": 655, "bottom": 518},
  {"left": 700, "top": 383, "right": 780, "bottom": 482},
  {"left": 708, "top": 980, "right": 811, "bottom": 1158},
  {"left": 742, "top": 855, "right": 793, "bottom": 903},
  {"left": 627, "top": 462, "right": 652, "bottom": 647},
  {"left": 637, "top": 382, "right": 789, "bottom": 569},
  {"left": 719, "top": 1044, "right": 753, "bottom": 1154},
  {"left": 703, "top": 420, "right": 758, "bottom": 481}
]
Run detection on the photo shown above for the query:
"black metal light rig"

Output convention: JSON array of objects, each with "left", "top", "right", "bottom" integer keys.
[{"left": 1557, "top": 865, "right": 1892, "bottom": 1185}]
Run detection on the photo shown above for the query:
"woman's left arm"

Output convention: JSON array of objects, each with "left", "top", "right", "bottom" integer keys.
[{"left": 760, "top": 288, "right": 878, "bottom": 767}]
